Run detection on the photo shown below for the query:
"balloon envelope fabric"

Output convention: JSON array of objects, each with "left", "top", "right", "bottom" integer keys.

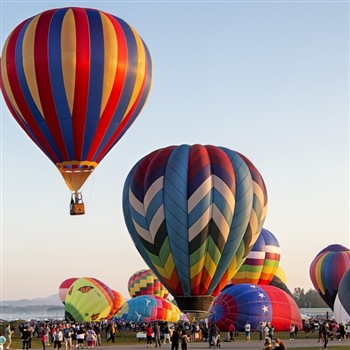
[
  {"left": 0, "top": 7, "right": 152, "bottom": 192},
  {"left": 58, "top": 277, "right": 78, "bottom": 304},
  {"left": 309, "top": 244, "right": 350, "bottom": 310},
  {"left": 208, "top": 284, "right": 302, "bottom": 331},
  {"left": 65, "top": 277, "right": 114, "bottom": 322},
  {"left": 115, "top": 295, "right": 181, "bottom": 323},
  {"left": 123, "top": 144, "right": 268, "bottom": 312},
  {"left": 128, "top": 269, "right": 169, "bottom": 299},
  {"left": 230, "top": 228, "right": 281, "bottom": 285},
  {"left": 338, "top": 268, "right": 350, "bottom": 316}
]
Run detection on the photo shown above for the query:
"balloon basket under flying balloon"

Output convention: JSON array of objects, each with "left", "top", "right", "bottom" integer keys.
[
  {"left": 70, "top": 192, "right": 85, "bottom": 216},
  {"left": 174, "top": 295, "right": 214, "bottom": 313}
]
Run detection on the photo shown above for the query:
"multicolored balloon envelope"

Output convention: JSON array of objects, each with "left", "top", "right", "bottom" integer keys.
[
  {"left": 58, "top": 277, "right": 78, "bottom": 304},
  {"left": 128, "top": 269, "right": 169, "bottom": 299},
  {"left": 114, "top": 295, "right": 181, "bottom": 323},
  {"left": 0, "top": 7, "right": 152, "bottom": 210},
  {"left": 65, "top": 277, "right": 115, "bottom": 322},
  {"left": 108, "top": 290, "right": 126, "bottom": 319},
  {"left": 123, "top": 144, "right": 268, "bottom": 312},
  {"left": 230, "top": 228, "right": 281, "bottom": 285},
  {"left": 338, "top": 268, "right": 350, "bottom": 316},
  {"left": 309, "top": 244, "right": 350, "bottom": 310},
  {"left": 208, "top": 284, "right": 302, "bottom": 332}
]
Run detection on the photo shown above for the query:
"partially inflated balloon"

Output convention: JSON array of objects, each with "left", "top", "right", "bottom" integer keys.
[
  {"left": 65, "top": 277, "right": 114, "bottom": 322},
  {"left": 334, "top": 294, "right": 350, "bottom": 323},
  {"left": 230, "top": 228, "right": 280, "bottom": 285},
  {"left": 123, "top": 144, "right": 268, "bottom": 312},
  {"left": 59, "top": 278, "right": 78, "bottom": 304},
  {"left": 338, "top": 268, "right": 350, "bottom": 316},
  {"left": 0, "top": 7, "right": 152, "bottom": 207},
  {"left": 208, "top": 284, "right": 302, "bottom": 331},
  {"left": 108, "top": 290, "right": 126, "bottom": 319},
  {"left": 309, "top": 244, "right": 350, "bottom": 310},
  {"left": 114, "top": 295, "right": 181, "bottom": 323},
  {"left": 128, "top": 269, "right": 169, "bottom": 299},
  {"left": 269, "top": 276, "right": 292, "bottom": 297},
  {"left": 275, "top": 266, "right": 287, "bottom": 284}
]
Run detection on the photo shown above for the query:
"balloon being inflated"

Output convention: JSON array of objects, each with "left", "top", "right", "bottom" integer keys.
[{"left": 123, "top": 144, "right": 268, "bottom": 312}]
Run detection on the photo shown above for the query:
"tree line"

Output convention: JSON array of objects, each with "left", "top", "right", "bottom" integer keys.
[{"left": 292, "top": 287, "right": 329, "bottom": 308}]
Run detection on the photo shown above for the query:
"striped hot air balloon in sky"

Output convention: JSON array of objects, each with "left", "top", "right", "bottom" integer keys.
[
  {"left": 0, "top": 7, "right": 152, "bottom": 209},
  {"left": 128, "top": 269, "right": 169, "bottom": 299},
  {"left": 229, "top": 228, "right": 281, "bottom": 285},
  {"left": 123, "top": 144, "right": 268, "bottom": 312}
]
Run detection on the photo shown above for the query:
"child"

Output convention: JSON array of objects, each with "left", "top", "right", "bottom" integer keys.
[{"left": 0, "top": 333, "right": 7, "bottom": 350}]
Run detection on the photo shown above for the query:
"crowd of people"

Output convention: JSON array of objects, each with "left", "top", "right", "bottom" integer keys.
[{"left": 1, "top": 317, "right": 348, "bottom": 350}]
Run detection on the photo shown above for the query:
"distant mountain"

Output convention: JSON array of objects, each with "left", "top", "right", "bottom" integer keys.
[{"left": 1, "top": 294, "right": 62, "bottom": 307}]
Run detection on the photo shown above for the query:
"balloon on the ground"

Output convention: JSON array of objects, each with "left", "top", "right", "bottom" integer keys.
[
  {"left": 309, "top": 244, "right": 350, "bottom": 310},
  {"left": 59, "top": 278, "right": 78, "bottom": 304},
  {"left": 123, "top": 144, "right": 268, "bottom": 312},
  {"left": 108, "top": 290, "right": 126, "bottom": 319},
  {"left": 338, "top": 268, "right": 350, "bottom": 316},
  {"left": 65, "top": 277, "right": 115, "bottom": 322},
  {"left": 230, "top": 228, "right": 281, "bottom": 285},
  {"left": 128, "top": 269, "right": 169, "bottom": 299},
  {"left": 274, "top": 266, "right": 287, "bottom": 284},
  {"left": 334, "top": 294, "right": 350, "bottom": 323},
  {"left": 0, "top": 7, "right": 153, "bottom": 211},
  {"left": 208, "top": 284, "right": 302, "bottom": 332},
  {"left": 269, "top": 275, "right": 293, "bottom": 297},
  {"left": 114, "top": 295, "right": 181, "bottom": 323}
]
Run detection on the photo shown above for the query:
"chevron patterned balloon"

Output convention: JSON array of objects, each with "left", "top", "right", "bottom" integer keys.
[{"left": 122, "top": 144, "right": 268, "bottom": 312}]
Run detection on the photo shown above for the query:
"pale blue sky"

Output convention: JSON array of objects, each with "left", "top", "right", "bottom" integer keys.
[{"left": 1, "top": 0, "right": 349, "bottom": 301}]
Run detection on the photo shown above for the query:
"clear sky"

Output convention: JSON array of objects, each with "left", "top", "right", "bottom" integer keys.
[{"left": 0, "top": 0, "right": 349, "bottom": 302}]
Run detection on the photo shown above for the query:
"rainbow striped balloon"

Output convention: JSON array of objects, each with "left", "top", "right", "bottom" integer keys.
[
  {"left": 309, "top": 244, "right": 350, "bottom": 310},
  {"left": 123, "top": 144, "right": 268, "bottom": 312},
  {"left": 230, "top": 228, "right": 281, "bottom": 285},
  {"left": 0, "top": 7, "right": 152, "bottom": 192},
  {"left": 115, "top": 295, "right": 181, "bottom": 323},
  {"left": 128, "top": 269, "right": 169, "bottom": 299}
]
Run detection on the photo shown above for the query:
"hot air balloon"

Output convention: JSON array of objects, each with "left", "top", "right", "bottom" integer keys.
[
  {"left": 208, "top": 284, "right": 302, "bottom": 332},
  {"left": 123, "top": 144, "right": 268, "bottom": 312},
  {"left": 108, "top": 290, "right": 126, "bottom": 319},
  {"left": 338, "top": 268, "right": 350, "bottom": 316},
  {"left": 128, "top": 269, "right": 169, "bottom": 299},
  {"left": 334, "top": 294, "right": 350, "bottom": 323},
  {"left": 274, "top": 265, "right": 287, "bottom": 284},
  {"left": 114, "top": 295, "right": 181, "bottom": 323},
  {"left": 229, "top": 228, "right": 281, "bottom": 285},
  {"left": 0, "top": 7, "right": 152, "bottom": 215},
  {"left": 59, "top": 277, "right": 78, "bottom": 304},
  {"left": 65, "top": 277, "right": 115, "bottom": 322},
  {"left": 309, "top": 244, "right": 350, "bottom": 310}
]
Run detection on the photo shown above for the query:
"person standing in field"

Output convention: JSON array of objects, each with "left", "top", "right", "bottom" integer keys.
[
  {"left": 245, "top": 321, "right": 251, "bottom": 342},
  {"left": 5, "top": 324, "right": 13, "bottom": 350},
  {"left": 146, "top": 323, "right": 153, "bottom": 349},
  {"left": 53, "top": 327, "right": 63, "bottom": 350},
  {"left": 41, "top": 329, "right": 47, "bottom": 350}
]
